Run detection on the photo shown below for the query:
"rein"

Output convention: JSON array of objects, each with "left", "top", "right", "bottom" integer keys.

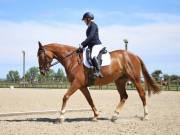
[{"left": 50, "top": 50, "right": 77, "bottom": 67}]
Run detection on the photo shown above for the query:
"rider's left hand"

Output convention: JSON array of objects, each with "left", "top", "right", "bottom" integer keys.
[{"left": 76, "top": 46, "right": 83, "bottom": 53}]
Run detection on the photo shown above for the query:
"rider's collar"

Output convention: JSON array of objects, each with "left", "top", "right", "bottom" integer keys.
[{"left": 88, "top": 21, "right": 93, "bottom": 27}]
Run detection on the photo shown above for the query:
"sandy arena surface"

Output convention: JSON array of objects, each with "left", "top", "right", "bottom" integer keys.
[{"left": 0, "top": 88, "right": 179, "bottom": 135}]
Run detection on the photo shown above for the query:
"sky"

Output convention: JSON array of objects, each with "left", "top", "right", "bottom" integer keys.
[{"left": 0, "top": 0, "right": 180, "bottom": 78}]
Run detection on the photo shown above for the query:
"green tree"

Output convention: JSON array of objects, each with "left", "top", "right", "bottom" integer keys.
[
  {"left": 151, "top": 70, "right": 163, "bottom": 82},
  {"left": 55, "top": 68, "right": 66, "bottom": 82},
  {"left": 44, "top": 69, "right": 56, "bottom": 81},
  {"left": 6, "top": 70, "right": 20, "bottom": 82},
  {"left": 170, "top": 75, "right": 179, "bottom": 82},
  {"left": 25, "top": 67, "right": 40, "bottom": 83},
  {"left": 24, "top": 66, "right": 66, "bottom": 83},
  {"left": 163, "top": 74, "right": 169, "bottom": 81}
]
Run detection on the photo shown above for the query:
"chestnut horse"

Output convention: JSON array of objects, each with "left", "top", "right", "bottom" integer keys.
[{"left": 37, "top": 42, "right": 160, "bottom": 122}]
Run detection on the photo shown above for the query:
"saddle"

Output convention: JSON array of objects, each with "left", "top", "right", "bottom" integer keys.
[{"left": 86, "top": 47, "right": 107, "bottom": 67}]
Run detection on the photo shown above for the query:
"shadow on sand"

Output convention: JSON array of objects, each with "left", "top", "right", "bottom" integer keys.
[{"left": 0, "top": 117, "right": 110, "bottom": 124}]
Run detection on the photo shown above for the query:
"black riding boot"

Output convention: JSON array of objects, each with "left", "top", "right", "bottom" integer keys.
[{"left": 92, "top": 57, "right": 103, "bottom": 78}]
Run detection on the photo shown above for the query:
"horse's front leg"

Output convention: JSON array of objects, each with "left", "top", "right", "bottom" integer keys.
[
  {"left": 80, "top": 87, "right": 99, "bottom": 121},
  {"left": 58, "top": 80, "right": 80, "bottom": 123}
]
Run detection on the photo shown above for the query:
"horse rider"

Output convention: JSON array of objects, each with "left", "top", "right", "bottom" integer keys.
[{"left": 77, "top": 12, "right": 103, "bottom": 78}]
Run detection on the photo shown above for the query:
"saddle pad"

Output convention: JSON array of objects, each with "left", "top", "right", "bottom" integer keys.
[{"left": 83, "top": 47, "right": 111, "bottom": 68}]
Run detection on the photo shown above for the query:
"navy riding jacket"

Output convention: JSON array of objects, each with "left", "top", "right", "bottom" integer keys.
[{"left": 81, "top": 22, "right": 102, "bottom": 48}]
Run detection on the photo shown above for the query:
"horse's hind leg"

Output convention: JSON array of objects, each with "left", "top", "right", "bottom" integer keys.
[
  {"left": 111, "top": 76, "right": 128, "bottom": 122},
  {"left": 133, "top": 78, "right": 148, "bottom": 120},
  {"left": 80, "top": 87, "right": 99, "bottom": 121}
]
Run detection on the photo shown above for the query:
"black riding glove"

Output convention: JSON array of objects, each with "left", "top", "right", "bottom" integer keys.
[{"left": 76, "top": 45, "right": 83, "bottom": 53}]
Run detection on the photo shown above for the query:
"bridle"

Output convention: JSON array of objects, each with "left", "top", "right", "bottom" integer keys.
[
  {"left": 38, "top": 49, "right": 51, "bottom": 73},
  {"left": 38, "top": 48, "right": 78, "bottom": 73}
]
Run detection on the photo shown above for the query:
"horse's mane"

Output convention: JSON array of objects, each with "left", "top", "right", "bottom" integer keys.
[
  {"left": 37, "top": 43, "right": 77, "bottom": 57},
  {"left": 45, "top": 43, "right": 77, "bottom": 51}
]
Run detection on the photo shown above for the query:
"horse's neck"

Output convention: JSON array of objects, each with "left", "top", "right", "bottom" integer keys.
[{"left": 49, "top": 45, "right": 78, "bottom": 72}]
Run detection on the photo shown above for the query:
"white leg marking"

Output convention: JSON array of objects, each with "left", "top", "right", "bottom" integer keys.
[
  {"left": 143, "top": 106, "right": 149, "bottom": 120},
  {"left": 59, "top": 109, "right": 66, "bottom": 123},
  {"left": 144, "top": 106, "right": 148, "bottom": 115},
  {"left": 61, "top": 109, "right": 66, "bottom": 114}
]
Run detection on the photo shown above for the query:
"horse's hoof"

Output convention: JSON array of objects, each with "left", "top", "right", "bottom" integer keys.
[
  {"left": 54, "top": 119, "right": 60, "bottom": 124},
  {"left": 142, "top": 115, "right": 149, "bottom": 121},
  {"left": 92, "top": 117, "right": 98, "bottom": 122},
  {"left": 54, "top": 118, "right": 64, "bottom": 124},
  {"left": 58, "top": 115, "right": 65, "bottom": 123},
  {"left": 111, "top": 116, "right": 118, "bottom": 122},
  {"left": 59, "top": 118, "right": 65, "bottom": 123},
  {"left": 111, "top": 112, "right": 119, "bottom": 122}
]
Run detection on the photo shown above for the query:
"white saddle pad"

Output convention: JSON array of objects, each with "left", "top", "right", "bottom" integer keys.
[{"left": 83, "top": 47, "right": 111, "bottom": 68}]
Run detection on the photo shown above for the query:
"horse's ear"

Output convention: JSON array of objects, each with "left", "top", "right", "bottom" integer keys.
[{"left": 38, "top": 41, "right": 43, "bottom": 49}]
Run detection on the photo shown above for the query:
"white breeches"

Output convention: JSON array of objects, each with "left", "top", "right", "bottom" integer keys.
[{"left": 91, "top": 44, "right": 104, "bottom": 58}]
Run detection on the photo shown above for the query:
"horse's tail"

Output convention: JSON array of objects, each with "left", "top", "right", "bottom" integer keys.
[{"left": 138, "top": 57, "right": 161, "bottom": 96}]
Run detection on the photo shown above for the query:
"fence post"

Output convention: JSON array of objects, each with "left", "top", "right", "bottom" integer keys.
[
  {"left": 168, "top": 78, "right": 170, "bottom": 91},
  {"left": 176, "top": 81, "right": 178, "bottom": 91}
]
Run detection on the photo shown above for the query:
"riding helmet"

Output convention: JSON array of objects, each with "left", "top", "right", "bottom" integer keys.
[{"left": 82, "top": 12, "right": 94, "bottom": 20}]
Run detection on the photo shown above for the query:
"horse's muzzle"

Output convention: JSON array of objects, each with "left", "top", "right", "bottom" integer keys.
[
  {"left": 40, "top": 68, "right": 49, "bottom": 75},
  {"left": 40, "top": 69, "right": 46, "bottom": 75}
]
